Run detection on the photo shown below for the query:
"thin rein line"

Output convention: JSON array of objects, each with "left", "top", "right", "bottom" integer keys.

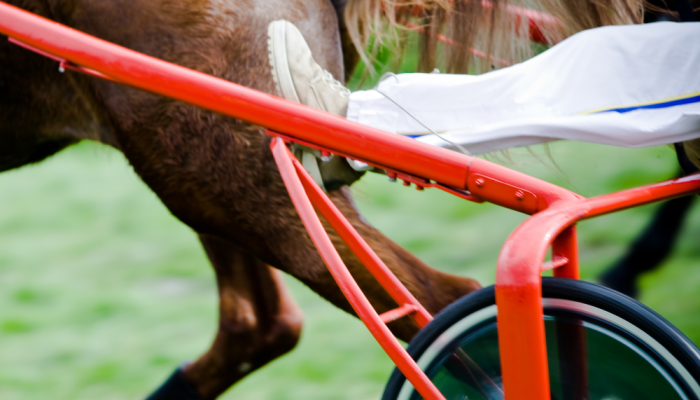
[{"left": 372, "top": 72, "right": 472, "bottom": 156}]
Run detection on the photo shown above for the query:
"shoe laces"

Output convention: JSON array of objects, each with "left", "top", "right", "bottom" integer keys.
[{"left": 316, "top": 70, "right": 351, "bottom": 97}]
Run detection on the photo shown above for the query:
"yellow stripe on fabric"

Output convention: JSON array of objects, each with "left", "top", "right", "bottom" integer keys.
[{"left": 579, "top": 90, "right": 700, "bottom": 115}]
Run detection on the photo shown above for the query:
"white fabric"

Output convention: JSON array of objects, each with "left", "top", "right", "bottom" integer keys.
[{"left": 346, "top": 22, "right": 700, "bottom": 155}]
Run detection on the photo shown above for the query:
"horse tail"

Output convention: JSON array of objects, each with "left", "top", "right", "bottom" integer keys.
[{"left": 344, "top": 0, "right": 644, "bottom": 75}]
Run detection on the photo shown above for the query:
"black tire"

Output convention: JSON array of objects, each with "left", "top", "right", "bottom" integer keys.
[{"left": 383, "top": 277, "right": 700, "bottom": 400}]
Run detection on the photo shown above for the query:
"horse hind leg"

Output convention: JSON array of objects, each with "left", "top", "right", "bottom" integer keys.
[
  {"left": 277, "top": 188, "right": 483, "bottom": 343},
  {"left": 146, "top": 235, "right": 303, "bottom": 400}
]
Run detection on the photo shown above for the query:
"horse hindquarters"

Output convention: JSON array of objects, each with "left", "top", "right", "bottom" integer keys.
[{"left": 0, "top": 8, "right": 115, "bottom": 172}]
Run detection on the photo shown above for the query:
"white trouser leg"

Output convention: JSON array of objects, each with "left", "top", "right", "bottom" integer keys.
[{"left": 346, "top": 22, "right": 700, "bottom": 154}]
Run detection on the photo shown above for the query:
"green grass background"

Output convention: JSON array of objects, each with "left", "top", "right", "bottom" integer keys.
[{"left": 1, "top": 139, "right": 699, "bottom": 399}]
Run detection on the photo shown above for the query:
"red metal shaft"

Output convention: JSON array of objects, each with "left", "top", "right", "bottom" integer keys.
[
  {"left": 0, "top": 1, "right": 465, "bottom": 188},
  {"left": 290, "top": 146, "right": 433, "bottom": 328},
  {"left": 496, "top": 173, "right": 700, "bottom": 400},
  {"left": 551, "top": 226, "right": 579, "bottom": 279},
  {"left": 271, "top": 138, "right": 445, "bottom": 400},
  {"left": 6, "top": 5, "right": 699, "bottom": 400},
  {"left": 0, "top": 1, "right": 580, "bottom": 212}
]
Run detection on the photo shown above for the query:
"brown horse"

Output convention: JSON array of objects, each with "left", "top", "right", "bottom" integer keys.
[
  {"left": 1, "top": 0, "right": 651, "bottom": 398},
  {"left": 1, "top": 1, "right": 483, "bottom": 398}
]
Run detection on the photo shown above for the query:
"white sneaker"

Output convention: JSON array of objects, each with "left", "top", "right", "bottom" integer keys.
[
  {"left": 267, "top": 20, "right": 363, "bottom": 191},
  {"left": 267, "top": 20, "right": 350, "bottom": 117}
]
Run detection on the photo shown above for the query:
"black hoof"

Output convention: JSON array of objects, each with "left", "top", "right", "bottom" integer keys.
[{"left": 145, "top": 364, "right": 204, "bottom": 400}]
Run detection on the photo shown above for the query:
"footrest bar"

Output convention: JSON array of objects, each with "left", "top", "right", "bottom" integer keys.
[
  {"left": 541, "top": 256, "right": 568, "bottom": 271},
  {"left": 379, "top": 304, "right": 419, "bottom": 324}
]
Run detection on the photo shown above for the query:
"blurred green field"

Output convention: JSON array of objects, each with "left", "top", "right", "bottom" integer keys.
[{"left": 1, "top": 139, "right": 699, "bottom": 400}]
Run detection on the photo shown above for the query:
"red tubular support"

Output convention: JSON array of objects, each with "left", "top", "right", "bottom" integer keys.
[
  {"left": 8, "top": 37, "right": 120, "bottom": 82},
  {"left": 496, "top": 174, "right": 700, "bottom": 400},
  {"left": 540, "top": 256, "right": 568, "bottom": 272},
  {"left": 481, "top": 1, "right": 564, "bottom": 44},
  {"left": 498, "top": 3, "right": 564, "bottom": 44},
  {"left": 380, "top": 304, "right": 420, "bottom": 324},
  {"left": 270, "top": 138, "right": 445, "bottom": 400},
  {"left": 0, "top": 2, "right": 581, "bottom": 212},
  {"left": 405, "top": 22, "right": 512, "bottom": 67},
  {"left": 467, "top": 158, "right": 583, "bottom": 212},
  {"left": 552, "top": 225, "right": 579, "bottom": 279},
  {"left": 0, "top": 1, "right": 468, "bottom": 189},
  {"left": 6, "top": 6, "right": 700, "bottom": 400},
  {"left": 407, "top": 1, "right": 562, "bottom": 45},
  {"left": 287, "top": 142, "right": 433, "bottom": 329}
]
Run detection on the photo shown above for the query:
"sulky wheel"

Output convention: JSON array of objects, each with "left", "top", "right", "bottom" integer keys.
[{"left": 383, "top": 277, "right": 700, "bottom": 400}]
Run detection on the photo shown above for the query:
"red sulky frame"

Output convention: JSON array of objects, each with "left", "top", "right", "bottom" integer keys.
[{"left": 2, "top": 2, "right": 700, "bottom": 399}]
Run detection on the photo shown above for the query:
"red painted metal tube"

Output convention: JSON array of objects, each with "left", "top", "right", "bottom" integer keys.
[
  {"left": 270, "top": 138, "right": 445, "bottom": 400},
  {"left": 500, "top": 3, "right": 563, "bottom": 44},
  {"left": 380, "top": 304, "right": 420, "bottom": 324},
  {"left": 496, "top": 173, "right": 700, "bottom": 400},
  {"left": 289, "top": 147, "right": 433, "bottom": 328},
  {"left": 0, "top": 1, "right": 581, "bottom": 212},
  {"left": 540, "top": 256, "right": 568, "bottom": 272},
  {"left": 0, "top": 1, "right": 464, "bottom": 188},
  {"left": 480, "top": 0, "right": 563, "bottom": 44},
  {"left": 406, "top": 1, "right": 561, "bottom": 46},
  {"left": 405, "top": 22, "right": 512, "bottom": 67},
  {"left": 8, "top": 6, "right": 699, "bottom": 400},
  {"left": 8, "top": 37, "right": 120, "bottom": 82},
  {"left": 467, "top": 158, "right": 583, "bottom": 212},
  {"left": 551, "top": 226, "right": 579, "bottom": 279}
]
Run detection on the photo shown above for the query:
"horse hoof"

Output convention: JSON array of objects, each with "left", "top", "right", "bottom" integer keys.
[{"left": 144, "top": 364, "right": 204, "bottom": 400}]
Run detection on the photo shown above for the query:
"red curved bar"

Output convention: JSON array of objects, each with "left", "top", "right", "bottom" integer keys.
[
  {"left": 481, "top": 0, "right": 564, "bottom": 44},
  {"left": 6, "top": 5, "right": 698, "bottom": 400},
  {"left": 0, "top": 1, "right": 580, "bottom": 212},
  {"left": 0, "top": 1, "right": 465, "bottom": 188},
  {"left": 270, "top": 138, "right": 445, "bottom": 400},
  {"left": 288, "top": 146, "right": 434, "bottom": 328},
  {"left": 496, "top": 173, "right": 700, "bottom": 400}
]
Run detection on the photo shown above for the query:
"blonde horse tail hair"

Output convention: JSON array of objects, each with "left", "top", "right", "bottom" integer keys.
[{"left": 344, "top": 0, "right": 645, "bottom": 75}]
